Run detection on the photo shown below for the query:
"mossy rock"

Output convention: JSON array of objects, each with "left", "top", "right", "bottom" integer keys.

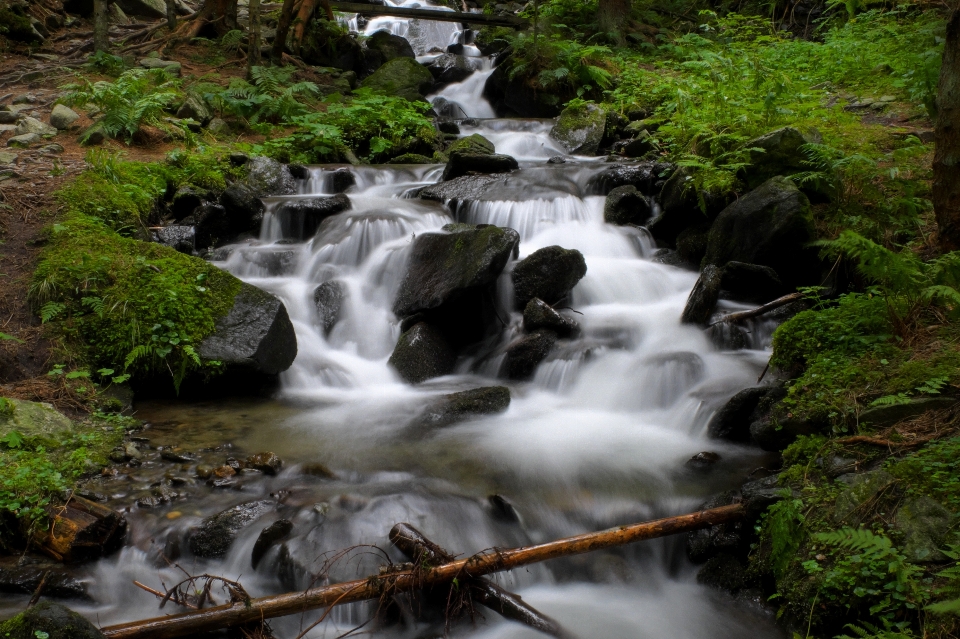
[
  {"left": 511, "top": 245, "right": 587, "bottom": 310},
  {"left": 388, "top": 322, "right": 456, "bottom": 384},
  {"left": 743, "top": 126, "right": 821, "bottom": 190},
  {"left": 359, "top": 57, "right": 434, "bottom": 102},
  {"left": 387, "top": 153, "right": 435, "bottom": 164},
  {"left": 832, "top": 470, "right": 896, "bottom": 524},
  {"left": 0, "top": 602, "right": 104, "bottom": 639},
  {"left": 414, "top": 386, "right": 511, "bottom": 428},
  {"left": 0, "top": 398, "right": 73, "bottom": 445},
  {"left": 895, "top": 496, "right": 956, "bottom": 563},
  {"left": 549, "top": 103, "right": 607, "bottom": 155},
  {"left": 446, "top": 133, "right": 495, "bottom": 156},
  {"left": 0, "top": 5, "right": 43, "bottom": 43}
]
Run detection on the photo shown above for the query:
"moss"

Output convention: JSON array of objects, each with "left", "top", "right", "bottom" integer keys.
[
  {"left": 0, "top": 6, "right": 39, "bottom": 43},
  {"left": 446, "top": 133, "right": 495, "bottom": 155}
]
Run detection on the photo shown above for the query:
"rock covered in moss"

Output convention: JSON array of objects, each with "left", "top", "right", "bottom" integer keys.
[
  {"left": 549, "top": 103, "right": 607, "bottom": 155},
  {"left": 0, "top": 397, "right": 73, "bottom": 442},
  {"left": 198, "top": 282, "right": 298, "bottom": 375},
  {"left": 363, "top": 30, "right": 415, "bottom": 71},
  {"left": 511, "top": 245, "right": 587, "bottom": 309},
  {"left": 703, "top": 176, "right": 816, "bottom": 287},
  {"left": 442, "top": 150, "right": 518, "bottom": 181},
  {"left": 446, "top": 133, "right": 495, "bottom": 156},
  {"left": 388, "top": 153, "right": 435, "bottom": 164},
  {"left": 895, "top": 496, "right": 955, "bottom": 563},
  {"left": 427, "top": 53, "right": 474, "bottom": 84},
  {"left": 603, "top": 185, "right": 653, "bottom": 226},
  {"left": 832, "top": 470, "right": 895, "bottom": 524},
  {"left": 0, "top": 602, "right": 104, "bottom": 639},
  {"left": 314, "top": 281, "right": 345, "bottom": 335},
  {"left": 502, "top": 330, "right": 557, "bottom": 380},
  {"left": 743, "top": 126, "right": 821, "bottom": 189},
  {"left": 176, "top": 93, "right": 212, "bottom": 126},
  {"left": 360, "top": 57, "right": 434, "bottom": 101},
  {"left": 388, "top": 322, "right": 456, "bottom": 383},
  {"left": 414, "top": 386, "right": 511, "bottom": 428},
  {"left": 189, "top": 500, "right": 275, "bottom": 558},
  {"left": 522, "top": 298, "right": 579, "bottom": 337}
]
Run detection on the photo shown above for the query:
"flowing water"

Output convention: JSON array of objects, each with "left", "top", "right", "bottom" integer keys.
[{"left": 9, "top": 6, "right": 785, "bottom": 638}]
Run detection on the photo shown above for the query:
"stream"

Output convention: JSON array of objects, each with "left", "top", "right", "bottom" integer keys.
[{"left": 11, "top": 4, "right": 787, "bottom": 637}]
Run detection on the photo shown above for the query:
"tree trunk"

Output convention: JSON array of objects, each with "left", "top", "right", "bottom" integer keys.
[
  {"left": 598, "top": 0, "right": 631, "bottom": 41},
  {"left": 94, "top": 0, "right": 110, "bottom": 52},
  {"left": 272, "top": 0, "right": 297, "bottom": 64},
  {"left": 165, "top": 0, "right": 177, "bottom": 31},
  {"left": 195, "top": 0, "right": 239, "bottom": 36},
  {"left": 248, "top": 0, "right": 262, "bottom": 76},
  {"left": 935, "top": 8, "right": 960, "bottom": 252},
  {"left": 31, "top": 496, "right": 127, "bottom": 563}
]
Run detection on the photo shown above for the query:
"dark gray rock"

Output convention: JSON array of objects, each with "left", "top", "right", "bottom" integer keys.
[
  {"left": 686, "top": 492, "right": 744, "bottom": 563},
  {"left": 550, "top": 103, "right": 606, "bottom": 155},
  {"left": 251, "top": 519, "right": 293, "bottom": 569},
  {"left": 415, "top": 386, "right": 511, "bottom": 428},
  {"left": 329, "top": 168, "right": 356, "bottom": 193},
  {"left": 365, "top": 29, "right": 415, "bottom": 62},
  {"left": 703, "top": 176, "right": 816, "bottom": 287},
  {"left": 246, "top": 452, "right": 283, "bottom": 475},
  {"left": 432, "top": 96, "right": 469, "bottom": 119},
  {"left": 648, "top": 166, "right": 732, "bottom": 247},
  {"left": 176, "top": 93, "right": 212, "bottom": 125},
  {"left": 680, "top": 264, "right": 722, "bottom": 325},
  {"left": 749, "top": 413, "right": 818, "bottom": 452},
  {"left": 502, "top": 330, "right": 557, "bottom": 380},
  {"left": 0, "top": 558, "right": 88, "bottom": 599},
  {"left": 194, "top": 203, "right": 231, "bottom": 249},
  {"left": 0, "top": 602, "right": 103, "bottom": 639},
  {"left": 153, "top": 225, "right": 194, "bottom": 254},
  {"left": 274, "top": 194, "right": 351, "bottom": 240},
  {"left": 686, "top": 451, "right": 721, "bottom": 471},
  {"left": 740, "top": 474, "right": 786, "bottom": 518},
  {"left": 720, "top": 261, "right": 783, "bottom": 303},
  {"left": 288, "top": 164, "right": 310, "bottom": 180},
  {"left": 438, "top": 120, "right": 460, "bottom": 135},
  {"left": 220, "top": 183, "right": 266, "bottom": 237},
  {"left": 171, "top": 185, "right": 206, "bottom": 220},
  {"left": 79, "top": 122, "right": 107, "bottom": 146},
  {"left": 245, "top": 156, "right": 297, "bottom": 197},
  {"left": 603, "top": 185, "right": 653, "bottom": 226},
  {"left": 418, "top": 174, "right": 505, "bottom": 203},
  {"left": 314, "top": 281, "right": 345, "bottom": 335},
  {"left": 858, "top": 397, "right": 958, "bottom": 428},
  {"left": 696, "top": 553, "right": 747, "bottom": 592},
  {"left": 446, "top": 133, "right": 495, "bottom": 155},
  {"left": 744, "top": 126, "right": 821, "bottom": 190},
  {"left": 832, "top": 470, "right": 896, "bottom": 524},
  {"left": 199, "top": 282, "right": 298, "bottom": 375},
  {"left": 675, "top": 223, "right": 711, "bottom": 266},
  {"left": 522, "top": 297, "right": 579, "bottom": 337},
  {"left": 585, "top": 161, "right": 672, "bottom": 196},
  {"left": 442, "top": 150, "right": 518, "bottom": 181},
  {"left": 622, "top": 131, "right": 657, "bottom": 158},
  {"left": 512, "top": 245, "right": 587, "bottom": 309},
  {"left": 388, "top": 322, "right": 456, "bottom": 383},
  {"left": 895, "top": 496, "right": 956, "bottom": 563},
  {"left": 189, "top": 500, "right": 275, "bottom": 558},
  {"left": 427, "top": 53, "right": 474, "bottom": 84},
  {"left": 708, "top": 386, "right": 769, "bottom": 442}
]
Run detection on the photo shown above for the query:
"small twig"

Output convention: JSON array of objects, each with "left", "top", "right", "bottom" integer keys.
[
  {"left": 710, "top": 292, "right": 805, "bottom": 326},
  {"left": 134, "top": 581, "right": 198, "bottom": 609},
  {"left": 28, "top": 571, "right": 50, "bottom": 607}
]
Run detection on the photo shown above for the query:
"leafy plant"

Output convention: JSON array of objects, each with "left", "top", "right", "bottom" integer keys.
[
  {"left": 215, "top": 65, "right": 319, "bottom": 124},
  {"left": 761, "top": 495, "right": 806, "bottom": 579}
]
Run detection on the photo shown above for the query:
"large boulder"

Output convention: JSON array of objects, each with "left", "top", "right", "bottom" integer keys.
[
  {"left": 364, "top": 30, "right": 415, "bottom": 65},
  {"left": 720, "top": 261, "right": 784, "bottom": 303},
  {"left": 188, "top": 500, "right": 275, "bottom": 558},
  {"left": 446, "top": 133, "right": 495, "bottom": 155},
  {"left": 198, "top": 282, "right": 298, "bottom": 375},
  {"left": 244, "top": 156, "right": 297, "bottom": 197},
  {"left": 301, "top": 31, "right": 364, "bottom": 74},
  {"left": 442, "top": 150, "right": 518, "bottom": 181},
  {"left": 426, "top": 53, "right": 474, "bottom": 85},
  {"left": 418, "top": 174, "right": 506, "bottom": 204},
  {"left": 703, "top": 176, "right": 816, "bottom": 287},
  {"left": 707, "top": 387, "right": 770, "bottom": 442},
  {"left": 511, "top": 246, "right": 587, "bottom": 309},
  {"left": 0, "top": 602, "right": 104, "bottom": 639},
  {"left": 388, "top": 322, "right": 456, "bottom": 383},
  {"left": 743, "top": 126, "right": 820, "bottom": 190},
  {"left": 273, "top": 194, "right": 351, "bottom": 240},
  {"left": 393, "top": 224, "right": 519, "bottom": 347},
  {"left": 680, "top": 265, "right": 722, "bottom": 325},
  {"left": 0, "top": 398, "right": 73, "bottom": 443},
  {"left": 15, "top": 116, "right": 57, "bottom": 138},
  {"left": 194, "top": 203, "right": 232, "bottom": 249},
  {"left": 50, "top": 105, "right": 80, "bottom": 130},
  {"left": 360, "top": 57, "right": 434, "bottom": 101},
  {"left": 482, "top": 65, "right": 565, "bottom": 118},
  {"left": 585, "top": 162, "right": 674, "bottom": 196},
  {"left": 502, "top": 330, "right": 557, "bottom": 380},
  {"left": 604, "top": 185, "right": 653, "bottom": 226},
  {"left": 413, "top": 386, "right": 511, "bottom": 429},
  {"left": 647, "top": 167, "right": 725, "bottom": 247},
  {"left": 219, "top": 183, "right": 265, "bottom": 237},
  {"left": 549, "top": 103, "right": 606, "bottom": 155}
]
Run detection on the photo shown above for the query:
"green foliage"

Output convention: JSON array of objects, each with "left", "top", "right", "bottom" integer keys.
[
  {"left": 889, "top": 437, "right": 960, "bottom": 511},
  {"left": 85, "top": 51, "right": 127, "bottom": 76},
  {"left": 214, "top": 65, "right": 319, "bottom": 124},
  {"left": 761, "top": 496, "right": 806, "bottom": 579},
  {"left": 506, "top": 33, "right": 616, "bottom": 101},
  {"left": 62, "top": 68, "right": 182, "bottom": 143},
  {"left": 927, "top": 545, "right": 960, "bottom": 617}
]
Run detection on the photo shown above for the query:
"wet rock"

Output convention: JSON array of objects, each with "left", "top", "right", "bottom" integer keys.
[
  {"left": 749, "top": 412, "right": 817, "bottom": 452},
  {"left": 220, "top": 183, "right": 266, "bottom": 237},
  {"left": 194, "top": 202, "right": 231, "bottom": 249},
  {"left": 550, "top": 103, "right": 606, "bottom": 155},
  {"left": 389, "top": 322, "right": 457, "bottom": 383},
  {"left": 585, "top": 161, "right": 671, "bottom": 196},
  {"left": 363, "top": 30, "right": 415, "bottom": 73},
  {"left": 176, "top": 93, "right": 212, "bottom": 125},
  {"left": 438, "top": 121, "right": 460, "bottom": 135},
  {"left": 547, "top": 156, "right": 566, "bottom": 164},
  {"left": 647, "top": 166, "right": 730, "bottom": 247},
  {"left": 703, "top": 176, "right": 816, "bottom": 288},
  {"left": 415, "top": 386, "right": 511, "bottom": 428},
  {"left": 502, "top": 330, "right": 557, "bottom": 380},
  {"left": 512, "top": 245, "right": 587, "bottom": 309},
  {"left": 301, "top": 463, "right": 337, "bottom": 479},
  {"left": 680, "top": 264, "right": 722, "bottom": 325},
  {"left": 446, "top": 133, "right": 495, "bottom": 155},
  {"left": 6, "top": 133, "right": 41, "bottom": 148},
  {"left": 442, "top": 150, "right": 518, "bottom": 181},
  {"left": 708, "top": 386, "right": 769, "bottom": 442},
  {"left": 0, "top": 557, "right": 88, "bottom": 599},
  {"left": 388, "top": 153, "right": 435, "bottom": 164},
  {"left": 603, "top": 185, "right": 653, "bottom": 226},
  {"left": 244, "top": 156, "right": 297, "bottom": 197},
  {"left": 895, "top": 496, "right": 955, "bottom": 563},
  {"left": 329, "top": 168, "right": 356, "bottom": 193},
  {"left": 482, "top": 64, "right": 564, "bottom": 118},
  {"left": 857, "top": 397, "right": 958, "bottom": 428},
  {"left": 675, "top": 223, "right": 711, "bottom": 266},
  {"left": 686, "top": 451, "right": 721, "bottom": 470},
  {"left": 153, "top": 225, "right": 195, "bottom": 254},
  {"left": 0, "top": 602, "right": 104, "bottom": 639},
  {"left": 189, "top": 500, "right": 275, "bottom": 558},
  {"left": 360, "top": 57, "right": 434, "bottom": 101},
  {"left": 418, "top": 174, "right": 507, "bottom": 204},
  {"left": 687, "top": 492, "right": 744, "bottom": 563},
  {"left": 622, "top": 131, "right": 657, "bottom": 158},
  {"left": 160, "top": 450, "right": 195, "bottom": 463},
  {"left": 274, "top": 194, "right": 351, "bottom": 240},
  {"left": 393, "top": 224, "right": 519, "bottom": 347},
  {"left": 246, "top": 452, "right": 283, "bottom": 476},
  {"left": 171, "top": 185, "right": 206, "bottom": 220},
  {"left": 720, "top": 261, "right": 783, "bottom": 303},
  {"left": 697, "top": 553, "right": 747, "bottom": 592},
  {"left": 198, "top": 282, "right": 298, "bottom": 375},
  {"left": 432, "top": 96, "right": 468, "bottom": 119},
  {"left": 740, "top": 474, "right": 786, "bottom": 518},
  {"left": 832, "top": 470, "right": 896, "bottom": 524},
  {"left": 744, "top": 126, "right": 821, "bottom": 190},
  {"left": 15, "top": 116, "right": 57, "bottom": 137},
  {"left": 427, "top": 53, "right": 474, "bottom": 84},
  {"left": 50, "top": 104, "right": 80, "bottom": 130},
  {"left": 252, "top": 519, "right": 294, "bottom": 568},
  {"left": 522, "top": 297, "right": 579, "bottom": 337},
  {"left": 314, "top": 281, "right": 345, "bottom": 335}
]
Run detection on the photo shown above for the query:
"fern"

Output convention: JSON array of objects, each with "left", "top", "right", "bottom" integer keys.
[
  {"left": 837, "top": 621, "right": 916, "bottom": 639},
  {"left": 39, "top": 302, "right": 66, "bottom": 324}
]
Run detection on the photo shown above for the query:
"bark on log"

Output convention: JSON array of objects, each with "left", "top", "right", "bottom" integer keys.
[
  {"left": 390, "top": 523, "right": 572, "bottom": 639},
  {"left": 710, "top": 292, "right": 804, "bottom": 325},
  {"left": 31, "top": 496, "right": 127, "bottom": 563},
  {"left": 94, "top": 0, "right": 110, "bottom": 52},
  {"left": 329, "top": 2, "right": 529, "bottom": 27},
  {"left": 100, "top": 503, "right": 744, "bottom": 639}
]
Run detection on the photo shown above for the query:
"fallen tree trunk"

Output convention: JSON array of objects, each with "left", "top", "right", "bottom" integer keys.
[
  {"left": 31, "top": 496, "right": 127, "bottom": 563},
  {"left": 710, "top": 292, "right": 804, "bottom": 326},
  {"left": 330, "top": 1, "right": 529, "bottom": 27},
  {"left": 390, "top": 523, "right": 572, "bottom": 639},
  {"left": 101, "top": 503, "right": 744, "bottom": 639}
]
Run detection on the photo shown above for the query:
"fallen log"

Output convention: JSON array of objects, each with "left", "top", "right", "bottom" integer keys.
[
  {"left": 330, "top": 1, "right": 530, "bottom": 28},
  {"left": 709, "top": 292, "right": 804, "bottom": 326},
  {"left": 390, "top": 523, "right": 572, "bottom": 639},
  {"left": 101, "top": 503, "right": 744, "bottom": 639},
  {"left": 31, "top": 496, "right": 127, "bottom": 563}
]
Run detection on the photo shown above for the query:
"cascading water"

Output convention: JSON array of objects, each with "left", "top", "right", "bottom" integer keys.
[{"left": 17, "top": 5, "right": 787, "bottom": 638}]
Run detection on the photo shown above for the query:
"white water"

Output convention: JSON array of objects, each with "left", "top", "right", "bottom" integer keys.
[{"left": 36, "top": 7, "right": 785, "bottom": 639}]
